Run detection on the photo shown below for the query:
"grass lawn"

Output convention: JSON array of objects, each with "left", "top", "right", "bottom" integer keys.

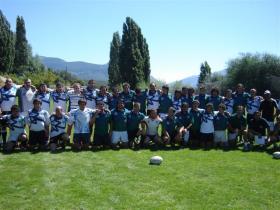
[{"left": 0, "top": 148, "right": 279, "bottom": 210}]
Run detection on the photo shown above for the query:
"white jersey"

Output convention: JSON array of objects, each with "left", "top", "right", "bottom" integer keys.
[
  {"left": 18, "top": 87, "right": 36, "bottom": 114},
  {"left": 26, "top": 109, "right": 50, "bottom": 131},
  {"left": 68, "top": 108, "right": 94, "bottom": 134},
  {"left": 143, "top": 116, "right": 162, "bottom": 136},
  {"left": 83, "top": 88, "right": 98, "bottom": 109},
  {"left": 223, "top": 98, "right": 234, "bottom": 115},
  {"left": 200, "top": 111, "right": 214, "bottom": 134},
  {"left": 68, "top": 90, "right": 84, "bottom": 111},
  {"left": 51, "top": 91, "right": 69, "bottom": 112},
  {"left": 147, "top": 90, "right": 160, "bottom": 110},
  {"left": 0, "top": 85, "right": 17, "bottom": 112},
  {"left": 36, "top": 92, "right": 51, "bottom": 113},
  {"left": 95, "top": 93, "right": 109, "bottom": 109},
  {"left": 247, "top": 96, "right": 261, "bottom": 115},
  {"left": 50, "top": 114, "right": 69, "bottom": 138},
  {"left": 172, "top": 97, "right": 181, "bottom": 112},
  {"left": 1, "top": 114, "right": 26, "bottom": 141}
]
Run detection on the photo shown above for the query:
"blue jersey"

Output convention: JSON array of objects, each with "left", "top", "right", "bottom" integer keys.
[
  {"left": 96, "top": 93, "right": 110, "bottom": 109},
  {"left": 162, "top": 116, "right": 179, "bottom": 134},
  {"left": 214, "top": 112, "right": 229, "bottom": 131},
  {"left": 172, "top": 97, "right": 182, "bottom": 112},
  {"left": 247, "top": 96, "right": 262, "bottom": 115},
  {"left": 110, "top": 108, "right": 129, "bottom": 131},
  {"left": 0, "top": 85, "right": 17, "bottom": 112},
  {"left": 133, "top": 91, "right": 147, "bottom": 114},
  {"left": 233, "top": 92, "right": 250, "bottom": 111},
  {"left": 108, "top": 94, "right": 120, "bottom": 111},
  {"left": 83, "top": 87, "right": 98, "bottom": 109},
  {"left": 27, "top": 109, "right": 50, "bottom": 131},
  {"left": 50, "top": 114, "right": 69, "bottom": 138},
  {"left": 68, "top": 108, "right": 94, "bottom": 134},
  {"left": 51, "top": 91, "right": 69, "bottom": 113},
  {"left": 36, "top": 92, "right": 51, "bottom": 113},
  {"left": 176, "top": 111, "right": 193, "bottom": 128},
  {"left": 223, "top": 98, "right": 234, "bottom": 115},
  {"left": 127, "top": 111, "right": 145, "bottom": 131},
  {"left": 1, "top": 114, "right": 26, "bottom": 141},
  {"left": 158, "top": 94, "right": 172, "bottom": 114},
  {"left": 207, "top": 96, "right": 222, "bottom": 111},
  {"left": 120, "top": 90, "right": 135, "bottom": 110},
  {"left": 147, "top": 90, "right": 160, "bottom": 110},
  {"left": 194, "top": 94, "right": 208, "bottom": 109}
]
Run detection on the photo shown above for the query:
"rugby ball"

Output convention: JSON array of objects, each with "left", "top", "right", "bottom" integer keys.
[
  {"left": 273, "top": 151, "right": 280, "bottom": 159},
  {"left": 150, "top": 156, "right": 163, "bottom": 165}
]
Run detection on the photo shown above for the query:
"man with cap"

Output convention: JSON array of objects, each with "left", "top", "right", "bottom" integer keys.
[
  {"left": 67, "top": 98, "right": 94, "bottom": 150},
  {"left": 259, "top": 90, "right": 278, "bottom": 132}
]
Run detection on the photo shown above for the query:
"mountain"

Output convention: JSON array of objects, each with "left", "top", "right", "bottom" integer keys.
[
  {"left": 169, "top": 69, "right": 227, "bottom": 87},
  {"left": 39, "top": 56, "right": 109, "bottom": 81}
]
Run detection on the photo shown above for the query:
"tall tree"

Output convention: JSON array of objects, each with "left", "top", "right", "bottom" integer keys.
[
  {"left": 119, "top": 17, "right": 150, "bottom": 89},
  {"left": 0, "top": 10, "right": 15, "bottom": 73},
  {"left": 14, "top": 16, "right": 29, "bottom": 72},
  {"left": 198, "top": 61, "right": 211, "bottom": 85},
  {"left": 108, "top": 32, "right": 121, "bottom": 88}
]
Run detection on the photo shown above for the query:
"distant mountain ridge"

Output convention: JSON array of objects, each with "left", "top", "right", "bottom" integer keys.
[
  {"left": 39, "top": 56, "right": 109, "bottom": 81},
  {"left": 169, "top": 69, "right": 226, "bottom": 87}
]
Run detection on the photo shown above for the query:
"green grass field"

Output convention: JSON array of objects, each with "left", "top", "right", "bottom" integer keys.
[{"left": 0, "top": 148, "right": 279, "bottom": 210}]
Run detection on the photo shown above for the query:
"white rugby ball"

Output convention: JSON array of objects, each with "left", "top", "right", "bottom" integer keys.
[
  {"left": 150, "top": 156, "right": 163, "bottom": 165},
  {"left": 273, "top": 151, "right": 280, "bottom": 159}
]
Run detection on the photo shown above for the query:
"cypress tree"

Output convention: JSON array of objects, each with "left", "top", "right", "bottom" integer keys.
[
  {"left": 198, "top": 61, "right": 211, "bottom": 85},
  {"left": 0, "top": 10, "right": 15, "bottom": 73},
  {"left": 119, "top": 17, "right": 150, "bottom": 89},
  {"left": 108, "top": 32, "right": 121, "bottom": 88},
  {"left": 14, "top": 16, "right": 29, "bottom": 72}
]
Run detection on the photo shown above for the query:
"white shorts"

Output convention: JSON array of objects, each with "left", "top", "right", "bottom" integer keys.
[
  {"left": 214, "top": 130, "right": 227, "bottom": 143},
  {"left": 111, "top": 131, "right": 128, "bottom": 144},
  {"left": 159, "top": 113, "right": 167, "bottom": 120},
  {"left": 254, "top": 136, "right": 266, "bottom": 145},
  {"left": 228, "top": 131, "right": 238, "bottom": 141},
  {"left": 183, "top": 131, "right": 190, "bottom": 143}
]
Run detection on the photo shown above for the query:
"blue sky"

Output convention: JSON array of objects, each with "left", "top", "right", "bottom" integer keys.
[{"left": 1, "top": 0, "right": 279, "bottom": 82}]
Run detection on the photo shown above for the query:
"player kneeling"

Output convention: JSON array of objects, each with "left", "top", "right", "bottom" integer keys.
[
  {"left": 0, "top": 105, "right": 27, "bottom": 152},
  {"left": 247, "top": 111, "right": 269, "bottom": 150},
  {"left": 127, "top": 102, "right": 145, "bottom": 149},
  {"left": 92, "top": 101, "right": 111, "bottom": 149},
  {"left": 27, "top": 99, "right": 50, "bottom": 151},
  {"left": 176, "top": 103, "right": 193, "bottom": 146},
  {"left": 142, "top": 109, "right": 162, "bottom": 147},
  {"left": 68, "top": 99, "right": 94, "bottom": 150},
  {"left": 228, "top": 106, "right": 247, "bottom": 149},
  {"left": 110, "top": 100, "right": 130, "bottom": 149},
  {"left": 49, "top": 106, "right": 70, "bottom": 153},
  {"left": 213, "top": 104, "right": 229, "bottom": 149},
  {"left": 161, "top": 107, "right": 181, "bottom": 146}
]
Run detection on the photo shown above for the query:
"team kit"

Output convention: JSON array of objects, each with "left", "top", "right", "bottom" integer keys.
[{"left": 0, "top": 78, "right": 280, "bottom": 153}]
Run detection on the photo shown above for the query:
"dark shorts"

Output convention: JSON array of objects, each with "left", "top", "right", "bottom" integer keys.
[
  {"left": 50, "top": 133, "right": 69, "bottom": 144},
  {"left": 93, "top": 133, "right": 110, "bottom": 146},
  {"left": 200, "top": 133, "right": 214, "bottom": 143},
  {"left": 128, "top": 129, "right": 140, "bottom": 141},
  {"left": 29, "top": 130, "right": 47, "bottom": 146},
  {"left": 73, "top": 133, "right": 90, "bottom": 145}
]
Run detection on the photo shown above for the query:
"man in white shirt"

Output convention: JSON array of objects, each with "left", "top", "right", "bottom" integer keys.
[
  {"left": 142, "top": 109, "right": 162, "bottom": 147},
  {"left": 147, "top": 83, "right": 160, "bottom": 115},
  {"left": 17, "top": 78, "right": 37, "bottom": 117},
  {"left": 67, "top": 98, "right": 94, "bottom": 150},
  {"left": 67, "top": 83, "right": 85, "bottom": 112}
]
